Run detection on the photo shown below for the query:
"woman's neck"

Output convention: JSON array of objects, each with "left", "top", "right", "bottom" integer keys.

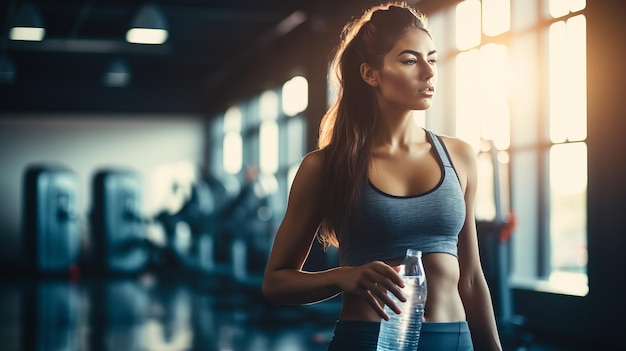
[{"left": 373, "top": 108, "right": 425, "bottom": 149}]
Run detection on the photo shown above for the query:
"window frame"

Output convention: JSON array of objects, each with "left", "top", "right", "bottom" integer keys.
[{"left": 425, "top": 0, "right": 588, "bottom": 296}]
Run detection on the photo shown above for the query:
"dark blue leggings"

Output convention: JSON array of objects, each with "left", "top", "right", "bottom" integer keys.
[{"left": 327, "top": 320, "right": 473, "bottom": 351}]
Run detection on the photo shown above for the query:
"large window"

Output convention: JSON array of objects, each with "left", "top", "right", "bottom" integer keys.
[
  {"left": 209, "top": 76, "right": 308, "bottom": 221},
  {"left": 426, "top": 0, "right": 587, "bottom": 296}
]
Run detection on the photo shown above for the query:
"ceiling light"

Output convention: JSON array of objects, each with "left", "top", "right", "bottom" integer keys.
[
  {"left": 9, "top": 2, "right": 45, "bottom": 41},
  {"left": 126, "top": 3, "right": 168, "bottom": 45},
  {"left": 0, "top": 55, "right": 16, "bottom": 84},
  {"left": 103, "top": 59, "right": 131, "bottom": 87}
]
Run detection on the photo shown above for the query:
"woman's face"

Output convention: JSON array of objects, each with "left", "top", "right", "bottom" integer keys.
[{"left": 374, "top": 28, "right": 437, "bottom": 111}]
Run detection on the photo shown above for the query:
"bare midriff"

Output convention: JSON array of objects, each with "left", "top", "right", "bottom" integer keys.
[{"left": 338, "top": 253, "right": 466, "bottom": 322}]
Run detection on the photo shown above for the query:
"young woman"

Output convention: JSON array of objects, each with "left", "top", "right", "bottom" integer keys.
[{"left": 262, "top": 2, "right": 503, "bottom": 350}]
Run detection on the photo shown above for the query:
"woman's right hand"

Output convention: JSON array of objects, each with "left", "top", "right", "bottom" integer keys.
[{"left": 337, "top": 261, "right": 406, "bottom": 320}]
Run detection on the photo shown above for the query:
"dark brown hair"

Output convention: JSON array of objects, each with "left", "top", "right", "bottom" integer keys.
[{"left": 317, "top": 2, "right": 429, "bottom": 248}]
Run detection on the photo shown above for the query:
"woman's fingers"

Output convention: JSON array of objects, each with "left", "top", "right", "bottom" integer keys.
[
  {"left": 360, "top": 266, "right": 406, "bottom": 316},
  {"left": 343, "top": 261, "right": 409, "bottom": 319},
  {"left": 376, "top": 290, "right": 402, "bottom": 315},
  {"left": 370, "top": 263, "right": 406, "bottom": 302},
  {"left": 363, "top": 290, "right": 390, "bottom": 320}
]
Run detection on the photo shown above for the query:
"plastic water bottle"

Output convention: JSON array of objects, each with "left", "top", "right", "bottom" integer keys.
[{"left": 376, "top": 249, "right": 427, "bottom": 351}]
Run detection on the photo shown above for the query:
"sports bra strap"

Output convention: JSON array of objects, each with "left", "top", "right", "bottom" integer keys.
[{"left": 426, "top": 130, "right": 453, "bottom": 168}]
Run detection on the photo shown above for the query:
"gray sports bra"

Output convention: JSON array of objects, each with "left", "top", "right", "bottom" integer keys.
[{"left": 337, "top": 130, "right": 466, "bottom": 266}]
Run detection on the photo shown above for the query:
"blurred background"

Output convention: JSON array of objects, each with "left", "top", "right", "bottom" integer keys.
[{"left": 0, "top": 0, "right": 625, "bottom": 350}]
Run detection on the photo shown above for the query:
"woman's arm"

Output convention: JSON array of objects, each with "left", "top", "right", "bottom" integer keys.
[
  {"left": 262, "top": 150, "right": 406, "bottom": 318},
  {"left": 445, "top": 137, "right": 503, "bottom": 351},
  {"left": 262, "top": 150, "right": 340, "bottom": 304}
]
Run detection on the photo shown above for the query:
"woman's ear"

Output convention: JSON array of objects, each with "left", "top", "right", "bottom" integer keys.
[{"left": 360, "top": 63, "right": 379, "bottom": 87}]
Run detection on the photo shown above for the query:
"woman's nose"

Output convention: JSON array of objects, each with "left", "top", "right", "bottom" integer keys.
[{"left": 420, "top": 62, "right": 435, "bottom": 81}]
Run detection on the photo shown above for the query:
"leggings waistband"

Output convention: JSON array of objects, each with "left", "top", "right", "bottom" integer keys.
[
  {"left": 334, "top": 320, "right": 469, "bottom": 332},
  {"left": 328, "top": 320, "right": 473, "bottom": 351}
]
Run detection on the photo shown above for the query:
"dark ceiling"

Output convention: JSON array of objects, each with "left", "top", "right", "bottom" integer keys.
[{"left": 0, "top": 0, "right": 441, "bottom": 115}]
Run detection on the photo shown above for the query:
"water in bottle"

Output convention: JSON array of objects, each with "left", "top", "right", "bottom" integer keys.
[{"left": 376, "top": 249, "right": 427, "bottom": 351}]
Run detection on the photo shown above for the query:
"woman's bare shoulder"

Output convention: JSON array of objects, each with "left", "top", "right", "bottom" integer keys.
[
  {"left": 303, "top": 148, "right": 327, "bottom": 163},
  {"left": 299, "top": 149, "right": 328, "bottom": 175},
  {"left": 287, "top": 149, "right": 328, "bottom": 194},
  {"left": 437, "top": 134, "right": 476, "bottom": 164}
]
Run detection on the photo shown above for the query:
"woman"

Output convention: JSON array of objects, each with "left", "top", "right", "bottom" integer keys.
[{"left": 262, "top": 2, "right": 503, "bottom": 350}]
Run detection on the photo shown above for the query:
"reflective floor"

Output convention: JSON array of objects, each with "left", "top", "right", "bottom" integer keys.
[
  {"left": 0, "top": 273, "right": 593, "bottom": 351},
  {"left": 0, "top": 274, "right": 339, "bottom": 351}
]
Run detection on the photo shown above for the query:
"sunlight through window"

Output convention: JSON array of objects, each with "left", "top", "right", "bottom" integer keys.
[
  {"left": 508, "top": 33, "right": 538, "bottom": 146},
  {"left": 549, "top": 16, "right": 587, "bottom": 143},
  {"left": 286, "top": 117, "right": 305, "bottom": 165},
  {"left": 259, "top": 121, "right": 279, "bottom": 174},
  {"left": 282, "top": 76, "right": 308, "bottom": 116},
  {"left": 549, "top": 143, "right": 587, "bottom": 275},
  {"left": 479, "top": 44, "right": 510, "bottom": 150},
  {"left": 549, "top": 0, "right": 586, "bottom": 18},
  {"left": 456, "top": 45, "right": 510, "bottom": 151},
  {"left": 476, "top": 141, "right": 511, "bottom": 223},
  {"left": 444, "top": 0, "right": 589, "bottom": 295},
  {"left": 455, "top": 0, "right": 482, "bottom": 51},
  {"left": 511, "top": 0, "right": 538, "bottom": 31},
  {"left": 223, "top": 133, "right": 242, "bottom": 174},
  {"left": 455, "top": 49, "right": 481, "bottom": 151},
  {"left": 546, "top": 9, "right": 588, "bottom": 295},
  {"left": 223, "top": 106, "right": 242, "bottom": 133},
  {"left": 223, "top": 106, "right": 243, "bottom": 174},
  {"left": 482, "top": 0, "right": 510, "bottom": 36},
  {"left": 259, "top": 90, "right": 279, "bottom": 121}
]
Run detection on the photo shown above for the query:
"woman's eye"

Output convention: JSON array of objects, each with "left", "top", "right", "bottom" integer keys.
[
  {"left": 428, "top": 59, "right": 437, "bottom": 65},
  {"left": 403, "top": 59, "right": 417, "bottom": 65}
]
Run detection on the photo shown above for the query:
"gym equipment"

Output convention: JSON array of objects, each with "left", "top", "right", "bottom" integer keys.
[
  {"left": 22, "top": 164, "right": 80, "bottom": 275},
  {"left": 91, "top": 169, "right": 148, "bottom": 275}
]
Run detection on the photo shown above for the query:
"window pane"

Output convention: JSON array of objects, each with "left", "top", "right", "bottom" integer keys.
[
  {"left": 549, "top": 21, "right": 567, "bottom": 143},
  {"left": 549, "top": 143, "right": 587, "bottom": 276},
  {"left": 223, "top": 132, "right": 242, "bottom": 174},
  {"left": 509, "top": 33, "right": 539, "bottom": 147},
  {"left": 482, "top": 0, "right": 510, "bottom": 36},
  {"left": 455, "top": 0, "right": 481, "bottom": 51},
  {"left": 549, "top": 0, "right": 586, "bottom": 18},
  {"left": 549, "top": 0, "right": 570, "bottom": 18},
  {"left": 210, "top": 118, "right": 224, "bottom": 172},
  {"left": 456, "top": 49, "right": 481, "bottom": 150},
  {"left": 511, "top": 0, "right": 537, "bottom": 31},
  {"left": 456, "top": 45, "right": 510, "bottom": 150},
  {"left": 476, "top": 143, "right": 511, "bottom": 222},
  {"left": 286, "top": 117, "right": 305, "bottom": 165},
  {"left": 427, "top": 9, "right": 453, "bottom": 54},
  {"left": 549, "top": 16, "right": 587, "bottom": 143},
  {"left": 223, "top": 106, "right": 242, "bottom": 132},
  {"left": 511, "top": 150, "right": 540, "bottom": 281},
  {"left": 259, "top": 121, "right": 279, "bottom": 174},
  {"left": 570, "top": 0, "right": 586, "bottom": 13},
  {"left": 565, "top": 15, "right": 587, "bottom": 141},
  {"left": 260, "top": 90, "right": 279, "bottom": 120},
  {"left": 479, "top": 44, "right": 510, "bottom": 150},
  {"left": 282, "top": 76, "right": 308, "bottom": 117},
  {"left": 246, "top": 130, "right": 259, "bottom": 169}
]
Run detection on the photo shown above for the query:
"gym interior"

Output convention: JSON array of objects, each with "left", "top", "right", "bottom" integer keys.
[{"left": 1, "top": 1, "right": 625, "bottom": 350}]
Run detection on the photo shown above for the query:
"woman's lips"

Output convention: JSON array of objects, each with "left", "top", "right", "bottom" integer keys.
[{"left": 418, "top": 86, "right": 435, "bottom": 95}]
